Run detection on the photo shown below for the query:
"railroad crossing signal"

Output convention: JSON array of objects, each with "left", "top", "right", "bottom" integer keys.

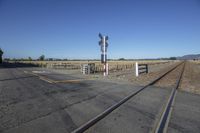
[
  {"left": 98, "top": 33, "right": 109, "bottom": 76},
  {"left": 99, "top": 33, "right": 108, "bottom": 52}
]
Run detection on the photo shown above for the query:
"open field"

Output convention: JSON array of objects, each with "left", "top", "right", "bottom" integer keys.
[{"left": 7, "top": 60, "right": 175, "bottom": 72}]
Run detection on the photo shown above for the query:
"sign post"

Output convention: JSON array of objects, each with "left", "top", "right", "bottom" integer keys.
[
  {"left": 99, "top": 33, "right": 109, "bottom": 76},
  {"left": 135, "top": 62, "right": 139, "bottom": 77}
]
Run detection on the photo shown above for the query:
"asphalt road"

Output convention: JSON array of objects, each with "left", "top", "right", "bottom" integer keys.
[
  {"left": 168, "top": 91, "right": 200, "bottom": 133},
  {"left": 85, "top": 86, "right": 172, "bottom": 133},
  {"left": 0, "top": 65, "right": 200, "bottom": 133},
  {"left": 0, "top": 66, "right": 141, "bottom": 133}
]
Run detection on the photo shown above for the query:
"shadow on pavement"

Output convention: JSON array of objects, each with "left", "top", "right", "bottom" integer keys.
[
  {"left": 0, "top": 62, "right": 39, "bottom": 69},
  {"left": 0, "top": 76, "right": 36, "bottom": 82}
]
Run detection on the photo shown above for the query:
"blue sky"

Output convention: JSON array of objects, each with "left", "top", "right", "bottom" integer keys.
[{"left": 0, "top": 0, "right": 200, "bottom": 59}]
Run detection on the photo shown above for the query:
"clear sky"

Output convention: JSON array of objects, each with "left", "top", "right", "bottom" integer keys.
[{"left": 0, "top": 0, "right": 200, "bottom": 59}]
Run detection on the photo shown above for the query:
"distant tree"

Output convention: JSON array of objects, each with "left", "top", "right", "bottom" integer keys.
[
  {"left": 20, "top": 58, "right": 24, "bottom": 61},
  {"left": 169, "top": 57, "right": 177, "bottom": 60},
  {"left": 4, "top": 58, "right": 10, "bottom": 61},
  {"left": 118, "top": 58, "right": 126, "bottom": 61},
  {"left": 63, "top": 58, "right": 68, "bottom": 61},
  {"left": 48, "top": 58, "right": 53, "bottom": 61},
  {"left": 55, "top": 59, "right": 62, "bottom": 61},
  {"left": 28, "top": 57, "right": 32, "bottom": 61},
  {"left": 39, "top": 55, "right": 45, "bottom": 61},
  {"left": 0, "top": 48, "right": 4, "bottom": 63},
  {"left": 12, "top": 58, "right": 16, "bottom": 61}
]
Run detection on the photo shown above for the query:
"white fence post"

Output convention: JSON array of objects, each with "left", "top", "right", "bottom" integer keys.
[
  {"left": 106, "top": 63, "right": 109, "bottom": 75},
  {"left": 135, "top": 62, "right": 139, "bottom": 77}
]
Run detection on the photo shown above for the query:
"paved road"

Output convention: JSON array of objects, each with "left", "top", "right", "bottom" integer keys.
[
  {"left": 0, "top": 65, "right": 200, "bottom": 133},
  {"left": 0, "top": 66, "right": 141, "bottom": 133},
  {"left": 85, "top": 86, "right": 172, "bottom": 133},
  {"left": 168, "top": 91, "right": 200, "bottom": 133}
]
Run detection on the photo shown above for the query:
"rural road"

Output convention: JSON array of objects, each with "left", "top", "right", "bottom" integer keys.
[{"left": 0, "top": 64, "right": 200, "bottom": 133}]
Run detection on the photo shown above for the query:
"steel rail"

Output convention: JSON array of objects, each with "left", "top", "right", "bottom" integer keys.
[
  {"left": 71, "top": 62, "right": 184, "bottom": 133},
  {"left": 155, "top": 61, "right": 185, "bottom": 133}
]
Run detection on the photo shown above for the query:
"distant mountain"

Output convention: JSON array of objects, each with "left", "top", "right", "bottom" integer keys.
[{"left": 177, "top": 54, "right": 200, "bottom": 60}]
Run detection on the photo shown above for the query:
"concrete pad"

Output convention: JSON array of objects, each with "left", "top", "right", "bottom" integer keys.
[
  {"left": 167, "top": 91, "right": 200, "bottom": 133},
  {"left": 3, "top": 111, "right": 75, "bottom": 133},
  {"left": 84, "top": 86, "right": 172, "bottom": 133}
]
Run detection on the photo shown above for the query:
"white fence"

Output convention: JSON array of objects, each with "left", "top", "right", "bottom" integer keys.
[{"left": 135, "top": 62, "right": 148, "bottom": 77}]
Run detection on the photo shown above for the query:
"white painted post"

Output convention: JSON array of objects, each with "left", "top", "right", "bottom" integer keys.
[
  {"left": 135, "top": 62, "right": 139, "bottom": 77},
  {"left": 106, "top": 63, "right": 109, "bottom": 75},
  {"left": 103, "top": 64, "right": 106, "bottom": 76},
  {"left": 103, "top": 36, "right": 106, "bottom": 76}
]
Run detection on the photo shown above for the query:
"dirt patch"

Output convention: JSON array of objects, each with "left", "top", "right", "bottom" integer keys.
[
  {"left": 180, "top": 61, "right": 200, "bottom": 95},
  {"left": 154, "top": 63, "right": 183, "bottom": 88},
  {"left": 89, "top": 61, "right": 200, "bottom": 95},
  {"left": 91, "top": 62, "right": 180, "bottom": 86},
  {"left": 129, "top": 62, "right": 182, "bottom": 87}
]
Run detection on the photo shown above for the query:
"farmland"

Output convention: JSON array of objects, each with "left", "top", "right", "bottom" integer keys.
[{"left": 7, "top": 60, "right": 174, "bottom": 72}]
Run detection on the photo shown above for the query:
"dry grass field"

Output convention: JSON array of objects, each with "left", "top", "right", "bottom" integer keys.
[
  {"left": 11, "top": 60, "right": 174, "bottom": 72},
  {"left": 180, "top": 60, "right": 200, "bottom": 94}
]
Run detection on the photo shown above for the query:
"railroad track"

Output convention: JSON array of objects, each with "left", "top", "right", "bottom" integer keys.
[
  {"left": 71, "top": 61, "right": 186, "bottom": 133},
  {"left": 154, "top": 61, "right": 185, "bottom": 133}
]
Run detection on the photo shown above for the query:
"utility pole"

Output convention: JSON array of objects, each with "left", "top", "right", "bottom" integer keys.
[{"left": 99, "top": 33, "right": 109, "bottom": 76}]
